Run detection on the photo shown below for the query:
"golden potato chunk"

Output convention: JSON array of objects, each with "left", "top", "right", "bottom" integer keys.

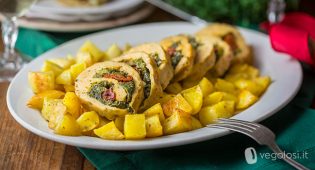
[
  {"left": 41, "top": 61, "right": 63, "bottom": 76},
  {"left": 124, "top": 114, "right": 146, "bottom": 139},
  {"left": 181, "top": 85, "right": 203, "bottom": 115},
  {"left": 199, "top": 101, "right": 234, "bottom": 126},
  {"left": 27, "top": 90, "right": 65, "bottom": 110},
  {"left": 56, "top": 69, "right": 73, "bottom": 85},
  {"left": 215, "top": 79, "right": 236, "bottom": 94},
  {"left": 76, "top": 111, "right": 99, "bottom": 132},
  {"left": 237, "top": 90, "right": 258, "bottom": 110},
  {"left": 191, "top": 117, "right": 202, "bottom": 130},
  {"left": 203, "top": 92, "right": 237, "bottom": 107},
  {"left": 162, "top": 94, "right": 193, "bottom": 117},
  {"left": 254, "top": 76, "right": 271, "bottom": 93},
  {"left": 114, "top": 116, "right": 125, "bottom": 132},
  {"left": 80, "top": 40, "right": 104, "bottom": 62},
  {"left": 63, "top": 92, "right": 81, "bottom": 119},
  {"left": 28, "top": 71, "right": 55, "bottom": 94},
  {"left": 76, "top": 51, "right": 93, "bottom": 67},
  {"left": 94, "top": 121, "right": 124, "bottom": 140},
  {"left": 54, "top": 114, "right": 81, "bottom": 136},
  {"left": 143, "top": 103, "right": 165, "bottom": 124},
  {"left": 105, "top": 43, "right": 122, "bottom": 60},
  {"left": 41, "top": 98, "right": 67, "bottom": 129},
  {"left": 64, "top": 85, "right": 75, "bottom": 92},
  {"left": 198, "top": 77, "right": 214, "bottom": 97},
  {"left": 163, "top": 109, "right": 192, "bottom": 135},
  {"left": 146, "top": 114, "right": 163, "bottom": 138},
  {"left": 234, "top": 79, "right": 263, "bottom": 96},
  {"left": 70, "top": 62, "right": 86, "bottom": 80},
  {"left": 48, "top": 57, "right": 75, "bottom": 69}
]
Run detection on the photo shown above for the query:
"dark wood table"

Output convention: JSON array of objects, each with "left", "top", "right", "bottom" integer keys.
[
  {"left": 1, "top": 4, "right": 314, "bottom": 169},
  {"left": 0, "top": 7, "right": 179, "bottom": 169}
]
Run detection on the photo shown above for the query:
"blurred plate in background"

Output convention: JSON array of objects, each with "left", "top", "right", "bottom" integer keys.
[{"left": 31, "top": 0, "right": 143, "bottom": 15}]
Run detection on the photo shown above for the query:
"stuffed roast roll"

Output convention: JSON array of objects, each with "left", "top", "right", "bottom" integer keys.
[
  {"left": 113, "top": 52, "right": 163, "bottom": 111},
  {"left": 75, "top": 61, "right": 144, "bottom": 120},
  {"left": 160, "top": 35, "right": 196, "bottom": 82},
  {"left": 127, "top": 43, "right": 173, "bottom": 89},
  {"left": 196, "top": 23, "right": 251, "bottom": 64},
  {"left": 182, "top": 36, "right": 217, "bottom": 86}
]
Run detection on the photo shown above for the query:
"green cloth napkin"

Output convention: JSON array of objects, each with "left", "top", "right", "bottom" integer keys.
[{"left": 17, "top": 28, "right": 315, "bottom": 170}]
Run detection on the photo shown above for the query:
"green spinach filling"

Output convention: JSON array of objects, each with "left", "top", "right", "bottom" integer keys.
[
  {"left": 188, "top": 36, "right": 201, "bottom": 49},
  {"left": 130, "top": 59, "right": 151, "bottom": 99},
  {"left": 93, "top": 68, "right": 127, "bottom": 78},
  {"left": 168, "top": 41, "right": 183, "bottom": 68},
  {"left": 150, "top": 53, "right": 162, "bottom": 67},
  {"left": 88, "top": 81, "right": 129, "bottom": 109},
  {"left": 214, "top": 44, "right": 224, "bottom": 63}
]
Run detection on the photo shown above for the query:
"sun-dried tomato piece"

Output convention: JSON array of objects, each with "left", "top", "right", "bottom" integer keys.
[
  {"left": 167, "top": 47, "right": 176, "bottom": 57},
  {"left": 103, "top": 73, "right": 133, "bottom": 82},
  {"left": 223, "top": 33, "right": 238, "bottom": 51},
  {"left": 101, "top": 88, "right": 115, "bottom": 101}
]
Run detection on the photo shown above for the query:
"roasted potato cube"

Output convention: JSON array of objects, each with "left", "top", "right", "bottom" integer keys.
[
  {"left": 48, "top": 57, "right": 75, "bottom": 69},
  {"left": 181, "top": 85, "right": 203, "bottom": 115},
  {"left": 236, "top": 90, "right": 258, "bottom": 110},
  {"left": 199, "top": 106, "right": 218, "bottom": 126},
  {"left": 64, "top": 85, "right": 75, "bottom": 92},
  {"left": 54, "top": 114, "right": 81, "bottom": 136},
  {"left": 76, "top": 111, "right": 99, "bottom": 132},
  {"left": 41, "top": 98, "right": 67, "bottom": 129},
  {"left": 228, "top": 64, "right": 259, "bottom": 79},
  {"left": 98, "top": 116, "right": 111, "bottom": 127},
  {"left": 146, "top": 114, "right": 163, "bottom": 137},
  {"left": 76, "top": 51, "right": 93, "bottom": 67},
  {"left": 199, "top": 101, "right": 234, "bottom": 126},
  {"left": 41, "top": 61, "right": 63, "bottom": 76},
  {"left": 80, "top": 40, "right": 104, "bottom": 62},
  {"left": 254, "top": 76, "right": 271, "bottom": 93},
  {"left": 114, "top": 116, "right": 125, "bottom": 132},
  {"left": 27, "top": 90, "right": 65, "bottom": 110},
  {"left": 56, "top": 69, "right": 73, "bottom": 85},
  {"left": 124, "top": 114, "right": 146, "bottom": 139},
  {"left": 143, "top": 103, "right": 165, "bottom": 124},
  {"left": 28, "top": 71, "right": 55, "bottom": 94},
  {"left": 94, "top": 121, "right": 124, "bottom": 140},
  {"left": 63, "top": 92, "right": 81, "bottom": 119},
  {"left": 165, "top": 82, "right": 183, "bottom": 94},
  {"left": 203, "top": 92, "right": 224, "bottom": 107},
  {"left": 234, "top": 79, "right": 263, "bottom": 96},
  {"left": 123, "top": 43, "right": 132, "bottom": 52},
  {"left": 222, "top": 92, "right": 237, "bottom": 102},
  {"left": 215, "top": 79, "right": 236, "bottom": 94},
  {"left": 163, "top": 109, "right": 192, "bottom": 135},
  {"left": 224, "top": 73, "right": 249, "bottom": 83},
  {"left": 105, "top": 43, "right": 122, "bottom": 60},
  {"left": 70, "top": 62, "right": 86, "bottom": 80},
  {"left": 191, "top": 117, "right": 202, "bottom": 130},
  {"left": 162, "top": 94, "right": 193, "bottom": 117},
  {"left": 158, "top": 93, "right": 176, "bottom": 104},
  {"left": 224, "top": 101, "right": 235, "bottom": 114},
  {"left": 198, "top": 77, "right": 214, "bottom": 97}
]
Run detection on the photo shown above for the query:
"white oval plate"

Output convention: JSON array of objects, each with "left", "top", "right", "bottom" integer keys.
[
  {"left": 31, "top": 0, "right": 143, "bottom": 15},
  {"left": 7, "top": 22, "right": 302, "bottom": 150}
]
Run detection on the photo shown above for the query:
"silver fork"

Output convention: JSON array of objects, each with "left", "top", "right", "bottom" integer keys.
[{"left": 207, "top": 118, "right": 309, "bottom": 170}]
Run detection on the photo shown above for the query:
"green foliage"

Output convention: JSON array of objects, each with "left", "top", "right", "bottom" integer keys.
[{"left": 165, "top": 0, "right": 299, "bottom": 28}]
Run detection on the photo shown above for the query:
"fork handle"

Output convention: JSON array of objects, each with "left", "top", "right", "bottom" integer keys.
[{"left": 268, "top": 142, "right": 309, "bottom": 170}]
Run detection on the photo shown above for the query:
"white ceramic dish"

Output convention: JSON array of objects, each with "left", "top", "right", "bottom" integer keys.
[
  {"left": 31, "top": 0, "right": 143, "bottom": 15},
  {"left": 7, "top": 22, "right": 302, "bottom": 150}
]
